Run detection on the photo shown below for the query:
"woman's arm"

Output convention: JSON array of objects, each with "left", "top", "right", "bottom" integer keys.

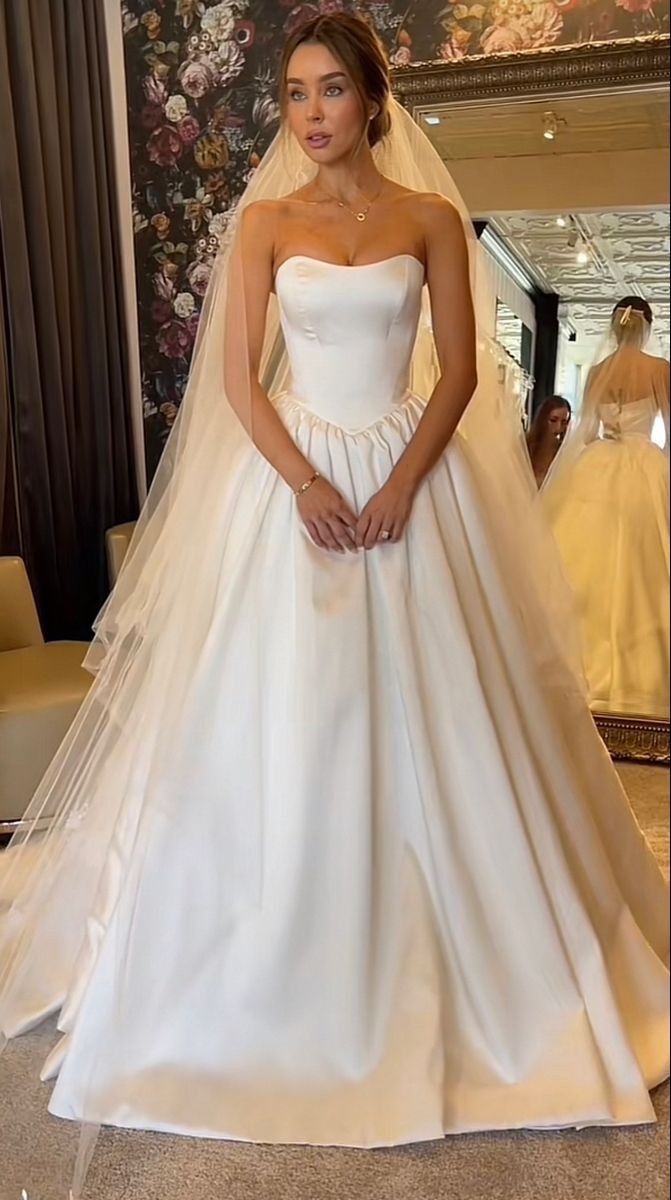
[
  {"left": 225, "top": 202, "right": 316, "bottom": 493},
  {"left": 356, "top": 197, "right": 477, "bottom": 548},
  {"left": 225, "top": 202, "right": 358, "bottom": 552},
  {"left": 393, "top": 196, "right": 478, "bottom": 491}
]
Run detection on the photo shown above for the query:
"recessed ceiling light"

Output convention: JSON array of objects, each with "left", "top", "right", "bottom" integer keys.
[
  {"left": 577, "top": 249, "right": 589, "bottom": 265},
  {"left": 556, "top": 216, "right": 567, "bottom": 228},
  {"left": 424, "top": 115, "right": 441, "bottom": 126}
]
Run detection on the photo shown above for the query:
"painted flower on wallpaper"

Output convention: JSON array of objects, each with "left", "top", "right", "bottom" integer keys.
[
  {"left": 187, "top": 259, "right": 215, "bottom": 295},
  {"left": 141, "top": 11, "right": 163, "bottom": 41},
  {"left": 176, "top": 0, "right": 207, "bottom": 29},
  {"left": 179, "top": 113, "right": 202, "bottom": 144},
  {"left": 124, "top": 0, "right": 669, "bottom": 475},
  {"left": 211, "top": 38, "right": 246, "bottom": 82},
  {"left": 193, "top": 130, "right": 230, "bottom": 169},
  {"left": 148, "top": 125, "right": 185, "bottom": 166},
  {"left": 165, "top": 94, "right": 190, "bottom": 122},
  {"left": 154, "top": 263, "right": 180, "bottom": 301},
  {"left": 178, "top": 59, "right": 217, "bottom": 97},
  {"left": 201, "top": 0, "right": 241, "bottom": 42},
  {"left": 157, "top": 319, "right": 195, "bottom": 359},
  {"left": 151, "top": 213, "right": 172, "bottom": 240},
  {"left": 234, "top": 20, "right": 257, "bottom": 45},
  {"left": 253, "top": 93, "right": 281, "bottom": 129},
  {"left": 174, "top": 291, "right": 198, "bottom": 317},
  {"left": 183, "top": 186, "right": 215, "bottom": 231}
]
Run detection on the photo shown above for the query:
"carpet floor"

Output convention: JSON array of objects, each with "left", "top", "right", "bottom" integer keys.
[{"left": 0, "top": 763, "right": 668, "bottom": 1200}]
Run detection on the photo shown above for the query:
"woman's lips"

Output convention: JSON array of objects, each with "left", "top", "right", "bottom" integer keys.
[{"left": 306, "top": 133, "right": 332, "bottom": 149}]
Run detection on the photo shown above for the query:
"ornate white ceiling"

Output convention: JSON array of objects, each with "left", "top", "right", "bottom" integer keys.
[{"left": 490, "top": 208, "right": 670, "bottom": 356}]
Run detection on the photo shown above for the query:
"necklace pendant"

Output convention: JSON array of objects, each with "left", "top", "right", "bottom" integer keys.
[{"left": 356, "top": 212, "right": 367, "bottom": 222}]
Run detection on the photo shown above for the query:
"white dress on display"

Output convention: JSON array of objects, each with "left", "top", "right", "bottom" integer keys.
[
  {"left": 0, "top": 255, "right": 668, "bottom": 1147},
  {"left": 546, "top": 392, "right": 670, "bottom": 719}
]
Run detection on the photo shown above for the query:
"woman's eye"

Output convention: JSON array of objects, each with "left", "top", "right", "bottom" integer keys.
[
  {"left": 325, "top": 86, "right": 343, "bottom": 97},
  {"left": 289, "top": 90, "right": 306, "bottom": 102}
]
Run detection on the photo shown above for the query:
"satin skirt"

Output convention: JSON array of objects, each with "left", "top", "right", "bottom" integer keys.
[
  {"left": 0, "top": 394, "right": 668, "bottom": 1146},
  {"left": 550, "top": 436, "right": 669, "bottom": 720}
]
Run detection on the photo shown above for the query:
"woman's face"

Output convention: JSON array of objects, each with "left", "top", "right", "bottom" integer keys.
[
  {"left": 547, "top": 406, "right": 570, "bottom": 441},
  {"left": 284, "top": 42, "right": 368, "bottom": 166}
]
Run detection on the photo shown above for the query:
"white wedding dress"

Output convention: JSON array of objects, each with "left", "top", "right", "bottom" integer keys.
[
  {"left": 0, "top": 256, "right": 669, "bottom": 1146},
  {"left": 547, "top": 397, "right": 670, "bottom": 720}
]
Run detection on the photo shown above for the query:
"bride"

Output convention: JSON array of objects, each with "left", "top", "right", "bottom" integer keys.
[
  {"left": 0, "top": 12, "right": 668, "bottom": 1170},
  {"left": 544, "top": 298, "right": 670, "bottom": 719}
]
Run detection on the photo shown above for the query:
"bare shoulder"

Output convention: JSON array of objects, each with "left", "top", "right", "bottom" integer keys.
[
  {"left": 242, "top": 192, "right": 315, "bottom": 230},
  {"left": 640, "top": 351, "right": 670, "bottom": 376},
  {"left": 241, "top": 198, "right": 281, "bottom": 230},
  {"left": 655, "top": 356, "right": 670, "bottom": 389},
  {"left": 239, "top": 200, "right": 281, "bottom": 262},
  {"left": 394, "top": 190, "right": 463, "bottom": 237}
]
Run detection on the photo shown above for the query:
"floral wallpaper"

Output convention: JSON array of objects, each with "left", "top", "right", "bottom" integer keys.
[{"left": 122, "top": 0, "right": 669, "bottom": 475}]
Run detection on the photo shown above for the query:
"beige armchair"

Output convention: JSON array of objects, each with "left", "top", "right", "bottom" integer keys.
[
  {"left": 105, "top": 521, "right": 136, "bottom": 587},
  {"left": 0, "top": 558, "right": 91, "bottom": 832}
]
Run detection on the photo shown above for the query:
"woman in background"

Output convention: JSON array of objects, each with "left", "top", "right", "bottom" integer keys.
[
  {"left": 526, "top": 395, "right": 572, "bottom": 487},
  {"left": 544, "top": 297, "right": 669, "bottom": 718}
]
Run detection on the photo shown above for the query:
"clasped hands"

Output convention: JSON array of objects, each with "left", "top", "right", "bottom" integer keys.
[{"left": 297, "top": 474, "right": 415, "bottom": 553}]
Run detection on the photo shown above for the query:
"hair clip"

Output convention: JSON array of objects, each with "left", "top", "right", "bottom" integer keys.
[{"left": 619, "top": 305, "right": 633, "bottom": 326}]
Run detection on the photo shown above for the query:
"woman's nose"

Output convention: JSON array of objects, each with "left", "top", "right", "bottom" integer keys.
[{"left": 307, "top": 98, "right": 323, "bottom": 123}]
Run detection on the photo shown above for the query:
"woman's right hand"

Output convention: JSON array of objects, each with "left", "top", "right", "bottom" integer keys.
[{"left": 296, "top": 477, "right": 359, "bottom": 553}]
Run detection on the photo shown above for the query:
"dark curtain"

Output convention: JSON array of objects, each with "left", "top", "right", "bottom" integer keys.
[
  {"left": 0, "top": 254, "right": 20, "bottom": 555},
  {"left": 0, "top": 1, "right": 138, "bottom": 640}
]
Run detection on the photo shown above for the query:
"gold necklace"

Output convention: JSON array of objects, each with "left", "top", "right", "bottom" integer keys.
[{"left": 315, "top": 183, "right": 383, "bottom": 223}]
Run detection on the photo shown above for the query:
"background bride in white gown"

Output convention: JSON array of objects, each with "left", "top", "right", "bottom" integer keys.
[
  {"left": 0, "top": 13, "right": 668, "bottom": 1185},
  {"left": 544, "top": 297, "right": 670, "bottom": 719}
]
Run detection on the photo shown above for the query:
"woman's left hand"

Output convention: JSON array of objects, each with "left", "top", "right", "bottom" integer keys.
[{"left": 356, "top": 477, "right": 416, "bottom": 549}]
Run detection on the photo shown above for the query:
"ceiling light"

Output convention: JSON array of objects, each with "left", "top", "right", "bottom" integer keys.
[
  {"left": 556, "top": 216, "right": 567, "bottom": 228},
  {"left": 576, "top": 248, "right": 589, "bottom": 265},
  {"left": 424, "top": 115, "right": 441, "bottom": 126},
  {"left": 542, "top": 112, "right": 559, "bottom": 141}
]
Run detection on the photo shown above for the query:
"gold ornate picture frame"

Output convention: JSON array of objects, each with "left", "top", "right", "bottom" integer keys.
[
  {"left": 391, "top": 34, "right": 670, "bottom": 112},
  {"left": 594, "top": 715, "right": 670, "bottom": 766},
  {"left": 392, "top": 35, "right": 670, "bottom": 765}
]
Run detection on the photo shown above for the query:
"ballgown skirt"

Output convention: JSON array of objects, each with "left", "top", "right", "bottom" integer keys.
[
  {"left": 549, "top": 436, "right": 670, "bottom": 719},
  {"left": 0, "top": 392, "right": 668, "bottom": 1146}
]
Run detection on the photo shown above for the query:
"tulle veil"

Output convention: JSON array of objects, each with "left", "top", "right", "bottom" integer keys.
[
  {"left": 0, "top": 98, "right": 588, "bottom": 1195},
  {"left": 544, "top": 302, "right": 670, "bottom": 502}
]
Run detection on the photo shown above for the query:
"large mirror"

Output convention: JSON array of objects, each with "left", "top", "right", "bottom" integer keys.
[{"left": 393, "top": 39, "right": 670, "bottom": 762}]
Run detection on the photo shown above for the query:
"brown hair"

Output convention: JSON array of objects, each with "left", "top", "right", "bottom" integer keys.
[
  {"left": 279, "top": 13, "right": 391, "bottom": 148},
  {"left": 526, "top": 395, "right": 572, "bottom": 456},
  {"left": 612, "top": 295, "right": 653, "bottom": 325}
]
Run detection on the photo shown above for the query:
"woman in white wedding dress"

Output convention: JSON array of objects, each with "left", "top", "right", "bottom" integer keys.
[
  {"left": 0, "top": 15, "right": 668, "bottom": 1176},
  {"left": 544, "top": 298, "right": 670, "bottom": 719}
]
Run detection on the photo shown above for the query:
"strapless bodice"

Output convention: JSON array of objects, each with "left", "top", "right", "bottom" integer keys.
[
  {"left": 275, "top": 255, "right": 424, "bottom": 431},
  {"left": 599, "top": 397, "right": 659, "bottom": 440}
]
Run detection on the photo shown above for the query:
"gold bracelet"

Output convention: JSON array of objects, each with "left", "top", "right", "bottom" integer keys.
[{"left": 294, "top": 471, "right": 320, "bottom": 497}]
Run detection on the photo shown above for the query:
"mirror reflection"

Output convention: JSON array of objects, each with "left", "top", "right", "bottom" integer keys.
[
  {"left": 495, "top": 300, "right": 533, "bottom": 376},
  {"left": 421, "top": 88, "right": 670, "bottom": 726}
]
